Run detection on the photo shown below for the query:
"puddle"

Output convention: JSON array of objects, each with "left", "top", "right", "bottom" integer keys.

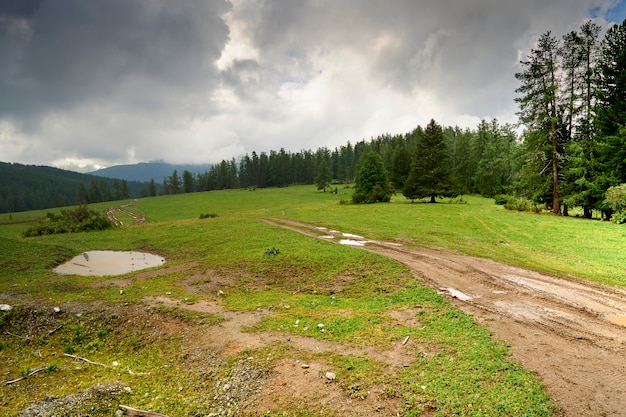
[
  {"left": 339, "top": 239, "right": 366, "bottom": 247},
  {"left": 447, "top": 288, "right": 473, "bottom": 301},
  {"left": 342, "top": 232, "right": 364, "bottom": 239},
  {"left": 54, "top": 251, "right": 165, "bottom": 277},
  {"left": 608, "top": 315, "right": 626, "bottom": 327}
]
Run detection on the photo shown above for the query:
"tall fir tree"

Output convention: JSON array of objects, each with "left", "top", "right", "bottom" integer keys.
[
  {"left": 315, "top": 159, "right": 332, "bottom": 192},
  {"left": 596, "top": 19, "right": 626, "bottom": 186},
  {"left": 403, "top": 119, "right": 456, "bottom": 203},
  {"left": 390, "top": 145, "right": 411, "bottom": 191},
  {"left": 515, "top": 31, "right": 564, "bottom": 214},
  {"left": 561, "top": 21, "right": 603, "bottom": 217}
]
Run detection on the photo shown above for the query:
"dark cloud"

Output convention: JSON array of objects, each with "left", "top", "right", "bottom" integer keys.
[
  {"left": 0, "top": 0, "right": 230, "bottom": 127},
  {"left": 0, "top": 0, "right": 619, "bottom": 171},
  {"left": 0, "top": 0, "right": 44, "bottom": 18},
  {"left": 235, "top": 0, "right": 600, "bottom": 117}
]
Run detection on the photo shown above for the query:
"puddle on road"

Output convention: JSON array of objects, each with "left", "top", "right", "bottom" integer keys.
[
  {"left": 607, "top": 315, "right": 626, "bottom": 327},
  {"left": 54, "top": 251, "right": 165, "bottom": 277},
  {"left": 339, "top": 239, "right": 366, "bottom": 246},
  {"left": 447, "top": 288, "right": 473, "bottom": 301},
  {"left": 342, "top": 232, "right": 365, "bottom": 239}
]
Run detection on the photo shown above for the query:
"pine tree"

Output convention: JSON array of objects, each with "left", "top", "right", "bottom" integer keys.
[
  {"left": 182, "top": 170, "right": 195, "bottom": 193},
  {"left": 471, "top": 120, "right": 517, "bottom": 197},
  {"left": 390, "top": 145, "right": 411, "bottom": 191},
  {"left": 515, "top": 31, "right": 564, "bottom": 214},
  {"left": 403, "top": 119, "right": 456, "bottom": 203},
  {"left": 450, "top": 128, "right": 474, "bottom": 194},
  {"left": 315, "top": 159, "right": 332, "bottom": 192},
  {"left": 352, "top": 151, "right": 391, "bottom": 203},
  {"left": 148, "top": 178, "right": 157, "bottom": 197},
  {"left": 120, "top": 180, "right": 130, "bottom": 199},
  {"left": 596, "top": 19, "right": 626, "bottom": 186},
  {"left": 76, "top": 182, "right": 88, "bottom": 204},
  {"left": 561, "top": 21, "right": 602, "bottom": 217}
]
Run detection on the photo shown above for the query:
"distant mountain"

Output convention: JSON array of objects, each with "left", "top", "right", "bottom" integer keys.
[
  {"left": 90, "top": 162, "right": 209, "bottom": 183},
  {"left": 0, "top": 161, "right": 151, "bottom": 213}
]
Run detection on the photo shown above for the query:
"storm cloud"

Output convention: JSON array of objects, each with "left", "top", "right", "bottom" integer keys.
[{"left": 0, "top": 0, "right": 621, "bottom": 171}]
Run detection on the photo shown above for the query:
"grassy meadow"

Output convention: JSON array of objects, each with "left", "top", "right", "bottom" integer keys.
[{"left": 1, "top": 185, "right": 624, "bottom": 416}]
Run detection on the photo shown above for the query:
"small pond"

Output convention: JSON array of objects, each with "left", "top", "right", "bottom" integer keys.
[{"left": 54, "top": 251, "right": 165, "bottom": 277}]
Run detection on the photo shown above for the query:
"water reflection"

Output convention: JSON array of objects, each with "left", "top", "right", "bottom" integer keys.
[{"left": 54, "top": 251, "right": 165, "bottom": 276}]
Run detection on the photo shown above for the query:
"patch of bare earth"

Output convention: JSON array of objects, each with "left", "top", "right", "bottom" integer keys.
[
  {"left": 16, "top": 217, "right": 625, "bottom": 416},
  {"left": 266, "top": 218, "right": 626, "bottom": 417},
  {"left": 141, "top": 295, "right": 414, "bottom": 415},
  {"left": 106, "top": 205, "right": 146, "bottom": 228}
]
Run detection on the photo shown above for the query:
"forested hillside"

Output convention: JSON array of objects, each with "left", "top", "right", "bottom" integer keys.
[{"left": 0, "top": 162, "right": 153, "bottom": 213}]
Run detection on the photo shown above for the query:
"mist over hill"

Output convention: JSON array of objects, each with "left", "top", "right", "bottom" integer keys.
[{"left": 90, "top": 162, "right": 209, "bottom": 183}]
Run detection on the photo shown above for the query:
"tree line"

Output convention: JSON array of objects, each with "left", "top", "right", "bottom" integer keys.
[
  {"left": 0, "top": 162, "right": 153, "bottom": 213},
  {"left": 160, "top": 117, "right": 520, "bottom": 201},
  {"left": 162, "top": 19, "right": 626, "bottom": 220}
]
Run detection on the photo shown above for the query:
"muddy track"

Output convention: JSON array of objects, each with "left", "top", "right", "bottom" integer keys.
[
  {"left": 264, "top": 218, "right": 626, "bottom": 417},
  {"left": 106, "top": 205, "right": 145, "bottom": 227}
]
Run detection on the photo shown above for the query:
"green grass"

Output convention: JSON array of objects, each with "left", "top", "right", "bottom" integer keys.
[
  {"left": 2, "top": 187, "right": 623, "bottom": 287},
  {"left": 3, "top": 185, "right": 624, "bottom": 416}
]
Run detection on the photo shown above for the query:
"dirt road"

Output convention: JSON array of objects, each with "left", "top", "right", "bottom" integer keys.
[
  {"left": 268, "top": 219, "right": 626, "bottom": 417},
  {"left": 106, "top": 204, "right": 145, "bottom": 227}
]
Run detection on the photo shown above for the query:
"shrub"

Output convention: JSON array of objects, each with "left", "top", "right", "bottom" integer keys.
[
  {"left": 22, "top": 205, "right": 113, "bottom": 237},
  {"left": 611, "top": 211, "right": 626, "bottom": 224},
  {"left": 265, "top": 247, "right": 281, "bottom": 256},
  {"left": 199, "top": 213, "right": 218, "bottom": 219},
  {"left": 606, "top": 184, "right": 626, "bottom": 223},
  {"left": 493, "top": 194, "right": 512, "bottom": 205},
  {"left": 352, "top": 152, "right": 392, "bottom": 204},
  {"left": 503, "top": 198, "right": 542, "bottom": 213},
  {"left": 352, "top": 185, "right": 392, "bottom": 204}
]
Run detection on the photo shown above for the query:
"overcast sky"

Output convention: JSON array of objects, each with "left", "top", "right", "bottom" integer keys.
[{"left": 0, "top": 0, "right": 624, "bottom": 172}]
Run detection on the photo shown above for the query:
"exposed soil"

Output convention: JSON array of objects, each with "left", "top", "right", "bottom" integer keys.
[
  {"left": 9, "top": 218, "right": 626, "bottom": 416},
  {"left": 139, "top": 296, "right": 412, "bottom": 416},
  {"left": 265, "top": 218, "right": 626, "bottom": 417},
  {"left": 106, "top": 204, "right": 146, "bottom": 227}
]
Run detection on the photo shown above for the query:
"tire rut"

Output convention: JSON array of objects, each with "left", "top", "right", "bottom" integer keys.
[{"left": 264, "top": 218, "right": 626, "bottom": 417}]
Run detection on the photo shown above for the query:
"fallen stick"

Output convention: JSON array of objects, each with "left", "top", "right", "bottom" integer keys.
[
  {"left": 62, "top": 353, "right": 109, "bottom": 368},
  {"left": 118, "top": 405, "right": 172, "bottom": 417},
  {"left": 48, "top": 324, "right": 65, "bottom": 335},
  {"left": 127, "top": 368, "right": 150, "bottom": 376},
  {"left": 402, "top": 336, "right": 410, "bottom": 345},
  {"left": 5, "top": 331, "right": 32, "bottom": 343},
  {"left": 5, "top": 367, "right": 46, "bottom": 385}
]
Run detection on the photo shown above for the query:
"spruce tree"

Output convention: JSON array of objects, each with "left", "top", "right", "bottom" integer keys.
[
  {"left": 596, "top": 19, "right": 626, "bottom": 186},
  {"left": 390, "top": 145, "right": 411, "bottom": 191},
  {"left": 515, "top": 31, "right": 564, "bottom": 214},
  {"left": 403, "top": 119, "right": 456, "bottom": 203},
  {"left": 315, "top": 159, "right": 332, "bottom": 192},
  {"left": 560, "top": 21, "right": 602, "bottom": 217}
]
